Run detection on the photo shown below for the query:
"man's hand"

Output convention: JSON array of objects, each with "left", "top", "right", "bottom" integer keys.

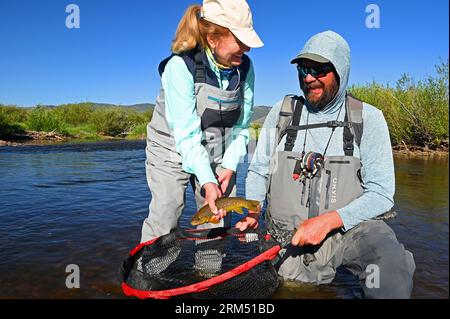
[{"left": 291, "top": 211, "right": 343, "bottom": 246}]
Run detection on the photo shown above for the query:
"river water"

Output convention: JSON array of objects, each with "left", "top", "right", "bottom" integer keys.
[{"left": 0, "top": 140, "right": 448, "bottom": 298}]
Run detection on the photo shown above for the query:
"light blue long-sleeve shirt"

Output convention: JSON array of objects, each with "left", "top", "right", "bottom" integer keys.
[
  {"left": 246, "top": 99, "right": 395, "bottom": 231},
  {"left": 162, "top": 54, "right": 255, "bottom": 187},
  {"left": 246, "top": 31, "right": 395, "bottom": 231}
]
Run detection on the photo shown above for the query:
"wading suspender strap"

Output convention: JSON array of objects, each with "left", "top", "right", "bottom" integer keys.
[
  {"left": 193, "top": 50, "right": 206, "bottom": 84},
  {"left": 276, "top": 95, "right": 294, "bottom": 146},
  {"left": 283, "top": 97, "right": 304, "bottom": 151},
  {"left": 343, "top": 94, "right": 364, "bottom": 156},
  {"left": 343, "top": 111, "right": 354, "bottom": 156}
]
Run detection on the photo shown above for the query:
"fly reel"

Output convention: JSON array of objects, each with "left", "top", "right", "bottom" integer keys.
[{"left": 292, "top": 151, "right": 324, "bottom": 181}]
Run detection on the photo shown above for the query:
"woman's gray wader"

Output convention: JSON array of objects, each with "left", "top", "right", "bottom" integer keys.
[
  {"left": 266, "top": 95, "right": 415, "bottom": 298},
  {"left": 140, "top": 50, "right": 250, "bottom": 275}
]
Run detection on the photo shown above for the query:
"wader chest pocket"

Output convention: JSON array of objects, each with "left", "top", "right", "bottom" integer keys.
[
  {"left": 322, "top": 158, "right": 363, "bottom": 212},
  {"left": 201, "top": 97, "right": 241, "bottom": 129}
]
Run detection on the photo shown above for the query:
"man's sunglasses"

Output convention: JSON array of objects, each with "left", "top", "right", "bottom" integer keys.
[{"left": 297, "top": 64, "right": 334, "bottom": 79}]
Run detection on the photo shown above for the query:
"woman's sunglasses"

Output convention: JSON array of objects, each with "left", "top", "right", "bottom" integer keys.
[{"left": 297, "top": 64, "right": 334, "bottom": 79}]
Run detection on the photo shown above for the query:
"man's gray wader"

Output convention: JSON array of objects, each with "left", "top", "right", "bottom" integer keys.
[
  {"left": 140, "top": 49, "right": 251, "bottom": 273},
  {"left": 266, "top": 94, "right": 415, "bottom": 298}
]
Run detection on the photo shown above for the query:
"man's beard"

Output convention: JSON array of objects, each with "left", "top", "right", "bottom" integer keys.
[{"left": 303, "top": 77, "right": 339, "bottom": 109}]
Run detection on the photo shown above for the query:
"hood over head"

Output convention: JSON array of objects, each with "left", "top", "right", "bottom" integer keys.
[{"left": 291, "top": 30, "right": 351, "bottom": 113}]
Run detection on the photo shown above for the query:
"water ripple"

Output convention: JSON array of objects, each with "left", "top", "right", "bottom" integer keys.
[{"left": 0, "top": 141, "right": 448, "bottom": 298}]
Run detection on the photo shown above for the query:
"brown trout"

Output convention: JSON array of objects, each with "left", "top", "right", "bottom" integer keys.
[{"left": 190, "top": 197, "right": 261, "bottom": 226}]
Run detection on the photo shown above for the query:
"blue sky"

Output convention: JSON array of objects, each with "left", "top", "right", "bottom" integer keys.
[{"left": 0, "top": 0, "right": 448, "bottom": 107}]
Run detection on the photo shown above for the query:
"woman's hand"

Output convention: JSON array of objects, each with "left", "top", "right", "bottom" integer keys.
[
  {"left": 217, "top": 168, "right": 235, "bottom": 195},
  {"left": 203, "top": 182, "right": 226, "bottom": 222}
]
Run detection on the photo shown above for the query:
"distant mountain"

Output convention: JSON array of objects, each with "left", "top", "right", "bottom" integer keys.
[
  {"left": 38, "top": 102, "right": 155, "bottom": 113},
  {"left": 251, "top": 105, "right": 271, "bottom": 123},
  {"left": 121, "top": 103, "right": 155, "bottom": 113}
]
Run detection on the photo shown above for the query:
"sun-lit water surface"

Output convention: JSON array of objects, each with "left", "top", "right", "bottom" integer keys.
[{"left": 0, "top": 141, "right": 447, "bottom": 298}]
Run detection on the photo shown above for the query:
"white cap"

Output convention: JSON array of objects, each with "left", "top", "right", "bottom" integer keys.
[{"left": 201, "top": 0, "right": 264, "bottom": 48}]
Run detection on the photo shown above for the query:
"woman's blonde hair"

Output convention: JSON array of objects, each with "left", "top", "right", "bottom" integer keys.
[{"left": 171, "top": 4, "right": 230, "bottom": 54}]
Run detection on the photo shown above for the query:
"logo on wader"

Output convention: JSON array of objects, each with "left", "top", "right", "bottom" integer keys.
[{"left": 331, "top": 178, "right": 338, "bottom": 203}]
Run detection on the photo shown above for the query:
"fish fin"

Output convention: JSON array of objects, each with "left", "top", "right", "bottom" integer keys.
[
  {"left": 210, "top": 218, "right": 221, "bottom": 224},
  {"left": 249, "top": 200, "right": 260, "bottom": 206},
  {"left": 244, "top": 200, "right": 261, "bottom": 212},
  {"left": 234, "top": 207, "right": 244, "bottom": 214}
]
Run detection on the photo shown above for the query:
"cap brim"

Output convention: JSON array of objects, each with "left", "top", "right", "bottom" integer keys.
[
  {"left": 291, "top": 53, "right": 330, "bottom": 64},
  {"left": 230, "top": 28, "right": 264, "bottom": 48}
]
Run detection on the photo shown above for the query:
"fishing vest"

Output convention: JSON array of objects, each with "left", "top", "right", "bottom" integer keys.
[
  {"left": 148, "top": 47, "right": 250, "bottom": 164},
  {"left": 266, "top": 94, "right": 365, "bottom": 240}
]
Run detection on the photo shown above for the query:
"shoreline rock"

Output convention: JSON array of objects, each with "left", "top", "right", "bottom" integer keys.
[
  {"left": 392, "top": 142, "right": 449, "bottom": 158},
  {"left": 0, "top": 130, "right": 147, "bottom": 147},
  {"left": 0, "top": 139, "right": 17, "bottom": 146},
  {"left": 11, "top": 130, "right": 68, "bottom": 141}
]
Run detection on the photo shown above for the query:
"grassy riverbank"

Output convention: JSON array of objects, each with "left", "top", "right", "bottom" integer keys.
[
  {"left": 1, "top": 61, "right": 448, "bottom": 153},
  {"left": 251, "top": 60, "right": 449, "bottom": 154},
  {"left": 348, "top": 60, "right": 449, "bottom": 151},
  {"left": 0, "top": 103, "right": 153, "bottom": 143}
]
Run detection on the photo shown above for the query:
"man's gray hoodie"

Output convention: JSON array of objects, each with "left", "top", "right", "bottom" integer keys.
[{"left": 246, "top": 31, "right": 395, "bottom": 230}]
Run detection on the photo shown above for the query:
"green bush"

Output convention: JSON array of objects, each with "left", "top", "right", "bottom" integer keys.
[
  {"left": 0, "top": 105, "right": 29, "bottom": 138},
  {"left": 348, "top": 60, "right": 449, "bottom": 149},
  {"left": 53, "top": 103, "right": 94, "bottom": 126},
  {"left": 27, "top": 106, "right": 68, "bottom": 135},
  {"left": 0, "top": 103, "right": 154, "bottom": 139},
  {"left": 127, "top": 123, "right": 148, "bottom": 139},
  {"left": 1, "top": 113, "right": 21, "bottom": 138},
  {"left": 89, "top": 107, "right": 131, "bottom": 136},
  {"left": 142, "top": 108, "right": 153, "bottom": 122},
  {"left": 64, "top": 124, "right": 98, "bottom": 139},
  {"left": 88, "top": 107, "right": 152, "bottom": 137},
  {"left": 0, "top": 105, "right": 29, "bottom": 124}
]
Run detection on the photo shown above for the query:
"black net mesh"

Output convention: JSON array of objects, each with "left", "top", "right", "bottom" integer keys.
[{"left": 121, "top": 227, "right": 281, "bottom": 299}]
